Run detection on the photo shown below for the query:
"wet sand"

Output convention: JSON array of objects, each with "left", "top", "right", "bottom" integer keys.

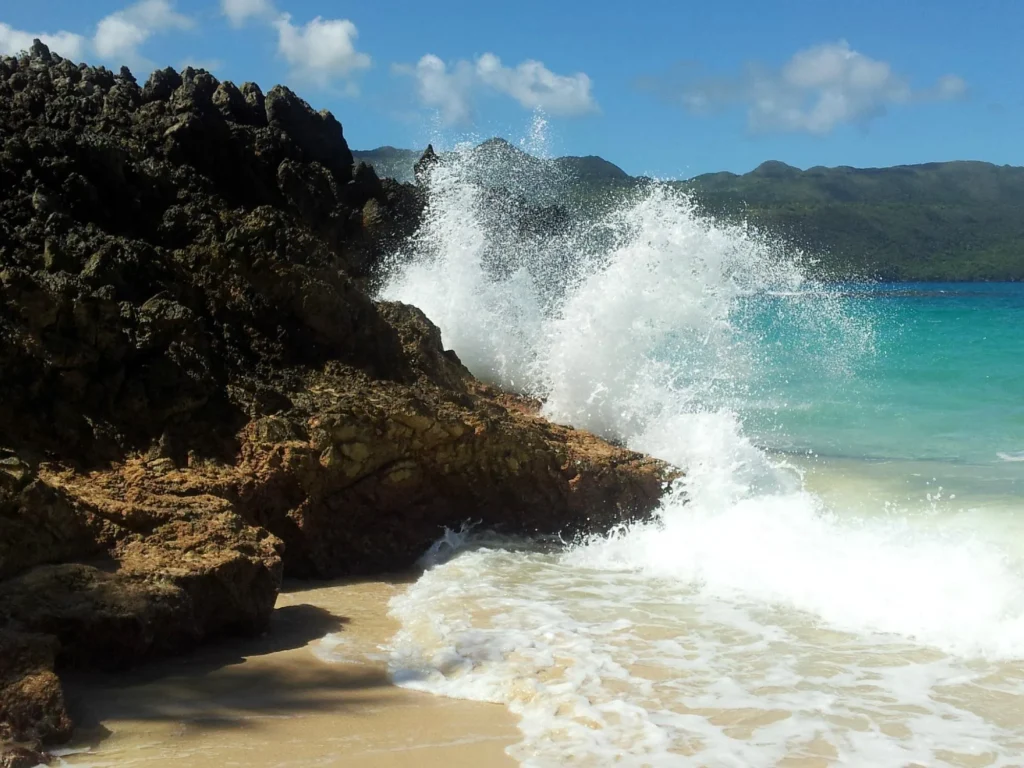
[{"left": 59, "top": 580, "right": 518, "bottom": 767}]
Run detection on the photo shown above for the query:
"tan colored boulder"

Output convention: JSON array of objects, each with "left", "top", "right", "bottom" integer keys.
[{"left": 237, "top": 363, "right": 675, "bottom": 577}]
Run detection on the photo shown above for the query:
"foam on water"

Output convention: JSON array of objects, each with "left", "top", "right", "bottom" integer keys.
[
  {"left": 390, "top": 545, "right": 1024, "bottom": 766},
  {"left": 378, "top": 129, "right": 1024, "bottom": 765},
  {"left": 569, "top": 490, "right": 1024, "bottom": 657}
]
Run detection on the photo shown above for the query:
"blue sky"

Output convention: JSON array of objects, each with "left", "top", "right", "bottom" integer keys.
[{"left": 2, "top": 0, "right": 1021, "bottom": 177}]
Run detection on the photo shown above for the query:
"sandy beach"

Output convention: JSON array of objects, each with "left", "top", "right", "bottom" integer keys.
[{"left": 57, "top": 580, "right": 518, "bottom": 768}]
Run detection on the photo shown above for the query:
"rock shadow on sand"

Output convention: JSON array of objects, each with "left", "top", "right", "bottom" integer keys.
[{"left": 62, "top": 603, "right": 393, "bottom": 750}]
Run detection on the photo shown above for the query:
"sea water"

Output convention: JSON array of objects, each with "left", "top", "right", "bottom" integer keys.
[{"left": 374, "top": 136, "right": 1024, "bottom": 767}]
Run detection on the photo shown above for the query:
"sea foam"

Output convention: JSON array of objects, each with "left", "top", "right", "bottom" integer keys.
[{"left": 380, "top": 127, "right": 1024, "bottom": 766}]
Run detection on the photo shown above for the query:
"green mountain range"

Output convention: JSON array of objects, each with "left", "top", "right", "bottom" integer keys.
[{"left": 353, "top": 143, "right": 1024, "bottom": 281}]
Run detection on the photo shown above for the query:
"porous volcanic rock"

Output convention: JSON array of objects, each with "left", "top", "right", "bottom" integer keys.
[
  {"left": 0, "top": 630, "right": 69, "bottom": 748},
  {"left": 236, "top": 307, "right": 672, "bottom": 576},
  {"left": 0, "top": 41, "right": 678, "bottom": 752}
]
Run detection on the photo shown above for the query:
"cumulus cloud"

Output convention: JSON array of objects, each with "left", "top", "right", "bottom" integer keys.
[
  {"left": 661, "top": 41, "right": 967, "bottom": 135},
  {"left": 476, "top": 53, "right": 596, "bottom": 115},
  {"left": 0, "top": 1, "right": 193, "bottom": 69},
  {"left": 94, "top": 0, "right": 194, "bottom": 70},
  {"left": 273, "top": 13, "right": 370, "bottom": 89},
  {"left": 220, "top": 2, "right": 372, "bottom": 90},
  {"left": 3, "top": 2, "right": 373, "bottom": 93},
  {"left": 0, "top": 22, "right": 88, "bottom": 60},
  {"left": 396, "top": 52, "right": 597, "bottom": 124},
  {"left": 221, "top": 0, "right": 277, "bottom": 28},
  {"left": 393, "top": 55, "right": 476, "bottom": 123}
]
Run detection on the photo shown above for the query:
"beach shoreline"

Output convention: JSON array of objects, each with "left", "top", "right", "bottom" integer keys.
[{"left": 58, "top": 580, "right": 518, "bottom": 768}]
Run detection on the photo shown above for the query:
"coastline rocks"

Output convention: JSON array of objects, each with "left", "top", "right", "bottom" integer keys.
[
  {"left": 1, "top": 745, "right": 49, "bottom": 768},
  {"left": 0, "top": 40, "right": 679, "bottom": 752},
  {"left": 413, "top": 143, "right": 440, "bottom": 182},
  {"left": 0, "top": 46, "right": 415, "bottom": 464},
  {"left": 0, "top": 456, "right": 104, "bottom": 581},
  {"left": 0, "top": 460, "right": 283, "bottom": 756},
  {"left": 265, "top": 85, "right": 354, "bottom": 183},
  {"left": 0, "top": 462, "right": 283, "bottom": 668},
  {"left": 237, "top": 313, "right": 674, "bottom": 577},
  {"left": 0, "top": 630, "right": 70, "bottom": 748}
]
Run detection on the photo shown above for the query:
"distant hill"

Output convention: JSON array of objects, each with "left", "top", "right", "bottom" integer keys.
[
  {"left": 686, "top": 159, "right": 1024, "bottom": 207},
  {"left": 354, "top": 139, "right": 631, "bottom": 189},
  {"left": 352, "top": 146, "right": 421, "bottom": 183},
  {"left": 352, "top": 142, "right": 1024, "bottom": 281},
  {"left": 554, "top": 155, "right": 631, "bottom": 184},
  {"left": 680, "top": 161, "right": 1024, "bottom": 280}
]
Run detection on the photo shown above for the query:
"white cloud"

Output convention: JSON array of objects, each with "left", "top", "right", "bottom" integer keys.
[
  {"left": 393, "top": 55, "right": 476, "bottom": 124},
  {"left": 273, "top": 13, "right": 370, "bottom": 88},
  {"left": 673, "top": 41, "right": 967, "bottom": 135},
  {"left": 1, "top": 2, "right": 193, "bottom": 70},
  {"left": 0, "top": 22, "right": 87, "bottom": 60},
  {"left": 396, "top": 52, "right": 598, "bottom": 124},
  {"left": 934, "top": 74, "right": 968, "bottom": 100},
  {"left": 3, "top": 3, "right": 377, "bottom": 95},
  {"left": 475, "top": 53, "right": 596, "bottom": 116},
  {"left": 94, "top": 0, "right": 194, "bottom": 70},
  {"left": 221, "top": 0, "right": 277, "bottom": 28}
]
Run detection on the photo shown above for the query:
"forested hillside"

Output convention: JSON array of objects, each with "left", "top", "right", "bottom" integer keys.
[
  {"left": 680, "top": 160, "right": 1024, "bottom": 280},
  {"left": 354, "top": 144, "right": 1024, "bottom": 281}
]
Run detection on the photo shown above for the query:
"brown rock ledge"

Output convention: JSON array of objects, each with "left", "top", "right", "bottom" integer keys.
[{"left": 0, "top": 41, "right": 679, "bottom": 758}]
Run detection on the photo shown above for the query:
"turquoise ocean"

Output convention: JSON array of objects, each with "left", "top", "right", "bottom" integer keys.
[
  {"left": 747, "top": 283, "right": 1024, "bottom": 468},
  {"left": 747, "top": 283, "right": 1024, "bottom": 534},
  {"left": 365, "top": 140, "right": 1024, "bottom": 766}
]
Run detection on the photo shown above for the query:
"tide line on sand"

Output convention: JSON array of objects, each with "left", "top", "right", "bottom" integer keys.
[{"left": 59, "top": 580, "right": 518, "bottom": 768}]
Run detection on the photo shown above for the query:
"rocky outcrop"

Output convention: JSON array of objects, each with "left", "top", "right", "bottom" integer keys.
[
  {"left": 237, "top": 358, "right": 670, "bottom": 578},
  {"left": 0, "top": 630, "right": 69, "bottom": 750},
  {"left": 1, "top": 745, "right": 49, "bottom": 768},
  {"left": 0, "top": 54, "right": 421, "bottom": 466},
  {"left": 0, "top": 461, "right": 282, "bottom": 667},
  {"left": 0, "top": 41, "right": 677, "bottom": 754},
  {"left": 0, "top": 455, "right": 282, "bottom": 757}
]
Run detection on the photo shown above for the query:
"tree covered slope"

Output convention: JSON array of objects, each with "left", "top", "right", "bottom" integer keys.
[
  {"left": 353, "top": 143, "right": 1024, "bottom": 281},
  {"left": 679, "top": 161, "right": 1024, "bottom": 281}
]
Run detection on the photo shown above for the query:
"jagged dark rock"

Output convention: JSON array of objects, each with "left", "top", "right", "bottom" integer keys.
[
  {"left": 265, "top": 85, "right": 354, "bottom": 184},
  {"left": 413, "top": 143, "right": 439, "bottom": 182},
  {"left": 1, "top": 744, "right": 49, "bottom": 768},
  {"left": 0, "top": 40, "right": 678, "bottom": 751},
  {"left": 141, "top": 66, "right": 181, "bottom": 103},
  {"left": 0, "top": 44, "right": 419, "bottom": 464}
]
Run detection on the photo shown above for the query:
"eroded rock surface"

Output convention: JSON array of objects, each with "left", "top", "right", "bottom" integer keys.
[
  {"left": 0, "top": 41, "right": 678, "bottom": 752},
  {"left": 0, "top": 630, "right": 69, "bottom": 747}
]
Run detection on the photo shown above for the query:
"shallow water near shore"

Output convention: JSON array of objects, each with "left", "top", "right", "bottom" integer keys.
[
  {"left": 387, "top": 455, "right": 1024, "bottom": 767},
  {"left": 377, "top": 137, "right": 1024, "bottom": 766}
]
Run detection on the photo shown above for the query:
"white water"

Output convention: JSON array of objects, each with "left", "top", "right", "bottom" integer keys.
[{"left": 376, "top": 133, "right": 1024, "bottom": 766}]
